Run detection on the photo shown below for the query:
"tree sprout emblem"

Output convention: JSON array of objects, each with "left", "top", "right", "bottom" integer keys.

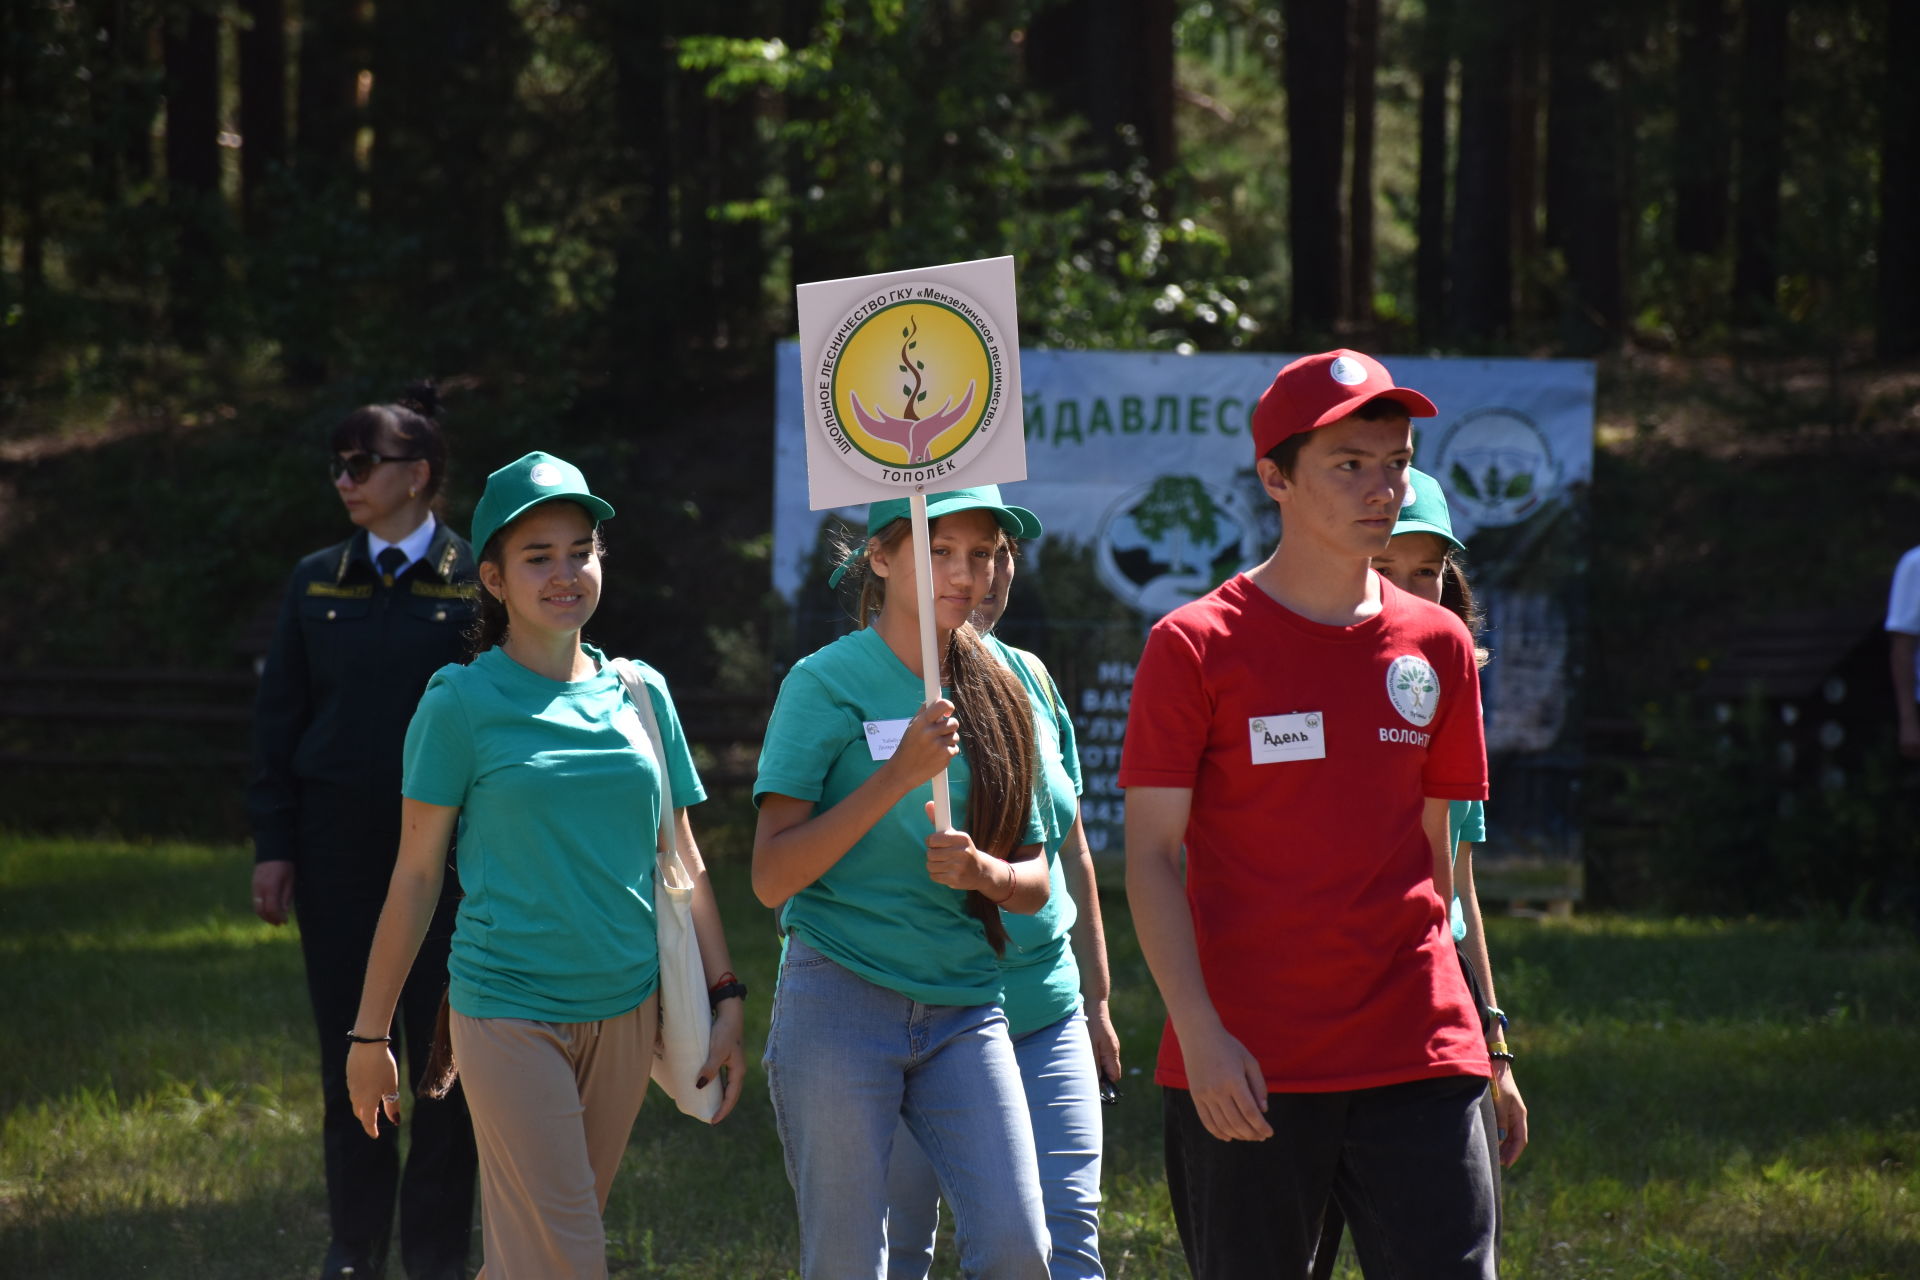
[
  {"left": 847, "top": 313, "right": 979, "bottom": 464},
  {"left": 1395, "top": 664, "right": 1435, "bottom": 716},
  {"left": 1387, "top": 655, "right": 1439, "bottom": 725},
  {"left": 1449, "top": 458, "right": 1534, "bottom": 512}
]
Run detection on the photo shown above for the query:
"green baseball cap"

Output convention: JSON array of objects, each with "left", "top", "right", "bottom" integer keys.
[
  {"left": 470, "top": 451, "right": 615, "bottom": 555},
  {"left": 1392, "top": 466, "right": 1464, "bottom": 552},
  {"left": 828, "top": 485, "right": 1043, "bottom": 588}
]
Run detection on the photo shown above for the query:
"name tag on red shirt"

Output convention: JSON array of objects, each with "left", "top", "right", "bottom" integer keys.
[{"left": 1248, "top": 712, "right": 1326, "bottom": 764}]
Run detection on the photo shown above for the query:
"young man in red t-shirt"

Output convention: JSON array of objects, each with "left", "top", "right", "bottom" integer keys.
[{"left": 1121, "top": 349, "right": 1498, "bottom": 1278}]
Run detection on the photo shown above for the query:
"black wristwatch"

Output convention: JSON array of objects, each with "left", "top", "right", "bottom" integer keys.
[{"left": 707, "top": 980, "right": 748, "bottom": 1010}]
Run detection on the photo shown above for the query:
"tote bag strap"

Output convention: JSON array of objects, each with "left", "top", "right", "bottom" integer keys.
[
  {"left": 1009, "top": 645, "right": 1061, "bottom": 719},
  {"left": 611, "top": 658, "right": 675, "bottom": 859}
]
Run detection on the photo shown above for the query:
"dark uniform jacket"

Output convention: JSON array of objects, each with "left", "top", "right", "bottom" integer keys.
[{"left": 247, "top": 521, "right": 478, "bottom": 874}]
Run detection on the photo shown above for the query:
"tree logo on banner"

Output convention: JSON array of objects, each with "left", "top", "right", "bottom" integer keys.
[
  {"left": 815, "top": 286, "right": 1006, "bottom": 488},
  {"left": 1432, "top": 407, "right": 1560, "bottom": 533},
  {"left": 1092, "top": 475, "right": 1263, "bottom": 618}
]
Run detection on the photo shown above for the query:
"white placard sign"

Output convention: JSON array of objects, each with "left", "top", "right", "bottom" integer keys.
[{"left": 795, "top": 256, "right": 1027, "bottom": 511}]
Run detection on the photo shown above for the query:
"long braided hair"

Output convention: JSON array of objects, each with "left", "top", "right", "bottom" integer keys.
[{"left": 843, "top": 516, "right": 1039, "bottom": 954}]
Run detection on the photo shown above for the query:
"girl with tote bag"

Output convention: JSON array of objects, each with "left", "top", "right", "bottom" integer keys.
[{"left": 346, "top": 451, "right": 748, "bottom": 1278}]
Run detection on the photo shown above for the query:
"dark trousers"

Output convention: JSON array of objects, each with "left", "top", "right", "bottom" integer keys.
[
  {"left": 296, "top": 873, "right": 476, "bottom": 1277},
  {"left": 1312, "top": 1086, "right": 1502, "bottom": 1279},
  {"left": 1163, "top": 1075, "right": 1497, "bottom": 1279}
]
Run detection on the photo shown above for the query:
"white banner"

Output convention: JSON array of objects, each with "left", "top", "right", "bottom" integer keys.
[{"left": 773, "top": 345, "right": 1595, "bottom": 890}]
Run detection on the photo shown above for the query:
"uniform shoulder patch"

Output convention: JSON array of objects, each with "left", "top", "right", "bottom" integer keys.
[
  {"left": 305, "top": 582, "right": 373, "bottom": 599},
  {"left": 409, "top": 581, "right": 478, "bottom": 600}
]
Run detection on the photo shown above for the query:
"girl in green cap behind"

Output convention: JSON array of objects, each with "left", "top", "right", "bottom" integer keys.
[
  {"left": 1370, "top": 468, "right": 1527, "bottom": 1176},
  {"left": 753, "top": 484, "right": 1053, "bottom": 1279},
  {"left": 346, "top": 451, "right": 749, "bottom": 1278},
  {"left": 1305, "top": 468, "right": 1530, "bottom": 1277}
]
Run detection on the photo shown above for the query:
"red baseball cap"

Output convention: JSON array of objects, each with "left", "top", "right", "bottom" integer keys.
[{"left": 1251, "top": 349, "right": 1437, "bottom": 458}]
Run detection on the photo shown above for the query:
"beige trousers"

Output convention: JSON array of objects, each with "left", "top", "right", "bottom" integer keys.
[{"left": 450, "top": 998, "right": 658, "bottom": 1280}]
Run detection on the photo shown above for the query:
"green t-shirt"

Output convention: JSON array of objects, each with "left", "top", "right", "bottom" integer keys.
[
  {"left": 989, "top": 638, "right": 1084, "bottom": 1038},
  {"left": 754, "top": 627, "right": 1044, "bottom": 1007},
  {"left": 1447, "top": 798, "right": 1486, "bottom": 943},
  {"left": 402, "top": 645, "right": 705, "bottom": 1022}
]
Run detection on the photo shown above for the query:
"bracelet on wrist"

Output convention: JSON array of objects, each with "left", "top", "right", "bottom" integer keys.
[
  {"left": 707, "top": 970, "right": 738, "bottom": 994},
  {"left": 345, "top": 1031, "right": 391, "bottom": 1046},
  {"left": 987, "top": 862, "right": 1017, "bottom": 905},
  {"left": 707, "top": 980, "right": 748, "bottom": 1010},
  {"left": 1487, "top": 1038, "right": 1515, "bottom": 1063}
]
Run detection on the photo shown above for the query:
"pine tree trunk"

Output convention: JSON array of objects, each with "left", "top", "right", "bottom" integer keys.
[
  {"left": 292, "top": 0, "right": 359, "bottom": 187},
  {"left": 1347, "top": 0, "right": 1379, "bottom": 330},
  {"left": 1878, "top": 0, "right": 1920, "bottom": 359},
  {"left": 88, "top": 0, "right": 132, "bottom": 204},
  {"left": 368, "top": 0, "right": 519, "bottom": 305},
  {"left": 1732, "top": 0, "right": 1787, "bottom": 320},
  {"left": 1546, "top": 0, "right": 1623, "bottom": 353},
  {"left": 1508, "top": 6, "right": 1543, "bottom": 329},
  {"left": 1449, "top": 4, "right": 1513, "bottom": 344},
  {"left": 163, "top": 3, "right": 222, "bottom": 346},
  {"left": 606, "top": 0, "right": 675, "bottom": 379},
  {"left": 1673, "top": 0, "right": 1728, "bottom": 256},
  {"left": 1284, "top": 0, "right": 1349, "bottom": 339},
  {"left": 1414, "top": 0, "right": 1452, "bottom": 345},
  {"left": 239, "top": 0, "right": 287, "bottom": 230},
  {"left": 1027, "top": 0, "right": 1177, "bottom": 178}
]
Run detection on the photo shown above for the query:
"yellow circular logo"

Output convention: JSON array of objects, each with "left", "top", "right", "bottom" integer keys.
[{"left": 812, "top": 284, "right": 1007, "bottom": 487}]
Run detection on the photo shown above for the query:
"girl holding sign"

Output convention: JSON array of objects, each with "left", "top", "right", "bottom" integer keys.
[
  {"left": 884, "top": 537, "right": 1118, "bottom": 1280},
  {"left": 753, "top": 485, "right": 1054, "bottom": 1279}
]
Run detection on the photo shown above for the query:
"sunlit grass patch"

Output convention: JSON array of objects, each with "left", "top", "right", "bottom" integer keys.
[{"left": 3, "top": 835, "right": 1918, "bottom": 1278}]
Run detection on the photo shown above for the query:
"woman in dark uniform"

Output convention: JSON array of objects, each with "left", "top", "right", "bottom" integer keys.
[{"left": 248, "top": 385, "right": 480, "bottom": 1280}]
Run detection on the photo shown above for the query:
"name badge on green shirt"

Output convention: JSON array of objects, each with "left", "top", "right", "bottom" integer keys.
[{"left": 863, "top": 717, "right": 911, "bottom": 761}]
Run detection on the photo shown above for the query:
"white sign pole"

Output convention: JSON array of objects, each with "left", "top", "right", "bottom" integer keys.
[{"left": 909, "top": 492, "right": 953, "bottom": 830}]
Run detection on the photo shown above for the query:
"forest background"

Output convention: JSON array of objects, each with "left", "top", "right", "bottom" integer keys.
[
  {"left": 3, "top": 0, "right": 1920, "bottom": 917},
  {"left": 4, "top": 4, "right": 1920, "bottom": 1275}
]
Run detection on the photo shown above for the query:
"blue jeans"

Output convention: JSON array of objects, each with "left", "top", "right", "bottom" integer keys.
[
  {"left": 885, "top": 1012, "right": 1104, "bottom": 1279},
  {"left": 764, "top": 936, "right": 1049, "bottom": 1280}
]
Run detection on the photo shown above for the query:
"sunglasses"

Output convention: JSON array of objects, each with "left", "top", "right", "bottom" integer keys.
[{"left": 330, "top": 452, "right": 423, "bottom": 483}]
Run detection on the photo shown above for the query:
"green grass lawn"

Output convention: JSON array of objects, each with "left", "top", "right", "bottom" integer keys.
[{"left": 2, "top": 833, "right": 1916, "bottom": 1279}]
